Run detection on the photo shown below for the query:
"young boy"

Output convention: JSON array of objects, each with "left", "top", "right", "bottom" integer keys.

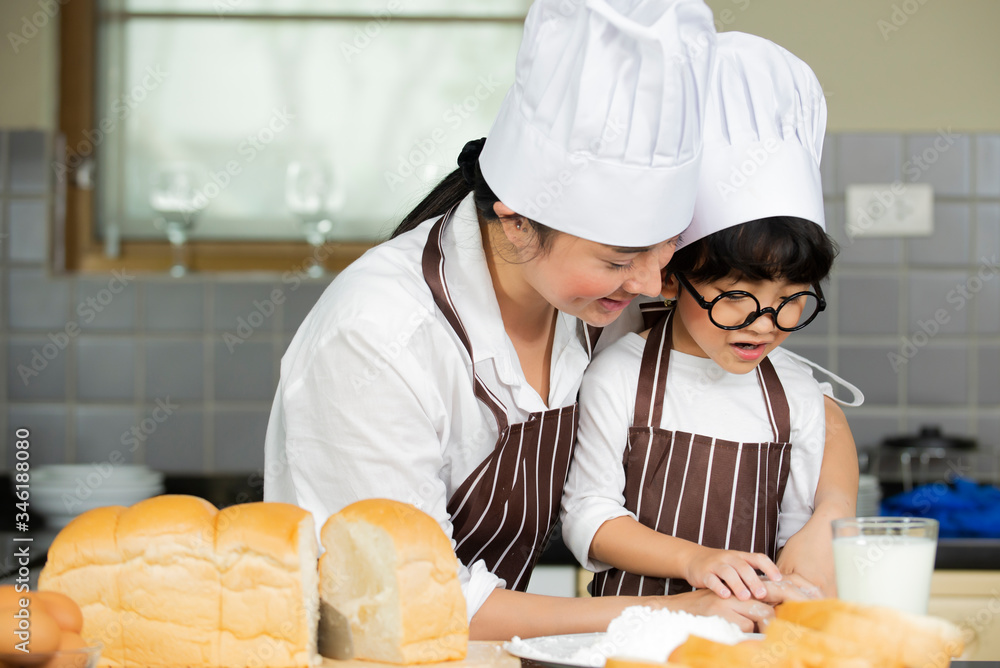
[{"left": 561, "top": 31, "right": 861, "bottom": 601}]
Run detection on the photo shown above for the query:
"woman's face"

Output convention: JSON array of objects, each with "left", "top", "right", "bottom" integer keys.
[{"left": 522, "top": 231, "right": 679, "bottom": 327}]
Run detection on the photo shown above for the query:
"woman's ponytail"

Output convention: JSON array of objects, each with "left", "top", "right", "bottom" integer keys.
[{"left": 390, "top": 138, "right": 499, "bottom": 239}]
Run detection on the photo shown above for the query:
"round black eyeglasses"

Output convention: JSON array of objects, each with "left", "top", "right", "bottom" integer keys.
[{"left": 674, "top": 273, "right": 826, "bottom": 332}]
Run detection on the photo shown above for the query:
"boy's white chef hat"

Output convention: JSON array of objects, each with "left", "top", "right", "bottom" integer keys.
[
  {"left": 678, "top": 31, "right": 827, "bottom": 250},
  {"left": 478, "top": 0, "right": 716, "bottom": 248}
]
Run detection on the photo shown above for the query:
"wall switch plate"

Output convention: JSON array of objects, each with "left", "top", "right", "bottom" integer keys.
[{"left": 845, "top": 182, "right": 934, "bottom": 238}]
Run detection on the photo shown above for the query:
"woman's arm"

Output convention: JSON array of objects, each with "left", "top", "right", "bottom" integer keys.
[
  {"left": 469, "top": 583, "right": 797, "bottom": 639},
  {"left": 776, "top": 396, "right": 859, "bottom": 596}
]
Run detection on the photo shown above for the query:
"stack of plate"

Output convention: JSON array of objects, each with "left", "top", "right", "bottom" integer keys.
[
  {"left": 30, "top": 464, "right": 165, "bottom": 529},
  {"left": 856, "top": 474, "right": 882, "bottom": 517}
]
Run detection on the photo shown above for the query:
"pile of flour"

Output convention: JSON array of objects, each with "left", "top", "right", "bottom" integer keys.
[{"left": 505, "top": 605, "right": 745, "bottom": 666}]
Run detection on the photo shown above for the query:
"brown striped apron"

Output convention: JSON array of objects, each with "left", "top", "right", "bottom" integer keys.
[
  {"left": 421, "top": 207, "right": 600, "bottom": 591},
  {"left": 593, "top": 308, "right": 792, "bottom": 597}
]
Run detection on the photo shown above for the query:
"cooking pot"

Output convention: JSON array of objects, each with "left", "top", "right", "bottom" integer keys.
[{"left": 882, "top": 425, "right": 977, "bottom": 450}]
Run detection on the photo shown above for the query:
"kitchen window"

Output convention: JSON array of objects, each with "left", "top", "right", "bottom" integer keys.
[{"left": 58, "top": 0, "right": 526, "bottom": 273}]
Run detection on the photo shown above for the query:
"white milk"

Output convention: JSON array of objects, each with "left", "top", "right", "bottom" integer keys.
[{"left": 833, "top": 535, "right": 937, "bottom": 614}]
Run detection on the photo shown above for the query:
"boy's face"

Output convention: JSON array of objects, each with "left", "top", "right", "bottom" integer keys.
[{"left": 662, "top": 274, "right": 812, "bottom": 375}]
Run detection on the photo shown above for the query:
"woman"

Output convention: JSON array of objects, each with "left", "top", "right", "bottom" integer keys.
[{"left": 265, "top": 0, "right": 844, "bottom": 639}]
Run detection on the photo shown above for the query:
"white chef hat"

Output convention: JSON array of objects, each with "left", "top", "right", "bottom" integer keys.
[
  {"left": 678, "top": 31, "right": 827, "bottom": 250},
  {"left": 478, "top": 0, "right": 716, "bottom": 248}
]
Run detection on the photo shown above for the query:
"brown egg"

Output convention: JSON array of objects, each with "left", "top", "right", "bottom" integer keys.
[
  {"left": 39, "top": 633, "right": 92, "bottom": 668},
  {"left": 0, "top": 602, "right": 62, "bottom": 666},
  {"left": 33, "top": 594, "right": 83, "bottom": 635}
]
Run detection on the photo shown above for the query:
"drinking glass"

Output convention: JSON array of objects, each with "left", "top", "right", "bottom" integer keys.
[
  {"left": 150, "top": 163, "right": 205, "bottom": 277},
  {"left": 286, "top": 159, "right": 343, "bottom": 278},
  {"left": 832, "top": 516, "right": 938, "bottom": 614}
]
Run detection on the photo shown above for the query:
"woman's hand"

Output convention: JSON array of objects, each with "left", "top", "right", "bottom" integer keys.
[{"left": 684, "top": 546, "right": 783, "bottom": 601}]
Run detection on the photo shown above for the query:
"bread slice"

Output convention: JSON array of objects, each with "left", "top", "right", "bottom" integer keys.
[
  {"left": 775, "top": 599, "right": 964, "bottom": 668},
  {"left": 762, "top": 618, "right": 878, "bottom": 668},
  {"left": 116, "top": 495, "right": 220, "bottom": 667},
  {"left": 668, "top": 635, "right": 764, "bottom": 667},
  {"left": 39, "top": 505, "right": 126, "bottom": 667},
  {"left": 319, "top": 499, "right": 468, "bottom": 664},
  {"left": 217, "top": 502, "right": 319, "bottom": 667}
]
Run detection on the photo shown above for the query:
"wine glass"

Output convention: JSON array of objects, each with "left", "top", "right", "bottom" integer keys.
[
  {"left": 150, "top": 163, "right": 205, "bottom": 277},
  {"left": 286, "top": 159, "right": 343, "bottom": 278}
]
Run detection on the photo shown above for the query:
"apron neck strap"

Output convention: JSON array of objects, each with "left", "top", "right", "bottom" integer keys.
[
  {"left": 632, "top": 310, "right": 673, "bottom": 427},
  {"left": 755, "top": 358, "right": 792, "bottom": 443},
  {"left": 421, "top": 205, "right": 509, "bottom": 432}
]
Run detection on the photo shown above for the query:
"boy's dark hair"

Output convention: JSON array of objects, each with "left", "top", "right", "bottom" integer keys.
[{"left": 668, "top": 216, "right": 837, "bottom": 286}]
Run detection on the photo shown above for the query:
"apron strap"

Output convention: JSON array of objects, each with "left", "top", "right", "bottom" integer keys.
[
  {"left": 632, "top": 310, "right": 673, "bottom": 428},
  {"left": 421, "top": 206, "right": 509, "bottom": 432},
  {"left": 639, "top": 300, "right": 673, "bottom": 331},
  {"left": 756, "top": 358, "right": 792, "bottom": 443},
  {"left": 583, "top": 324, "right": 604, "bottom": 358}
]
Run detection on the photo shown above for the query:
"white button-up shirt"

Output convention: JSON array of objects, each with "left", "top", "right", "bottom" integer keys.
[{"left": 264, "top": 195, "right": 593, "bottom": 619}]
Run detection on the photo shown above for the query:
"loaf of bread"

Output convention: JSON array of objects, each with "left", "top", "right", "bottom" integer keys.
[
  {"left": 38, "top": 495, "right": 319, "bottom": 668},
  {"left": 319, "top": 498, "right": 468, "bottom": 664},
  {"left": 775, "top": 599, "right": 964, "bottom": 668},
  {"left": 667, "top": 599, "right": 963, "bottom": 668}
]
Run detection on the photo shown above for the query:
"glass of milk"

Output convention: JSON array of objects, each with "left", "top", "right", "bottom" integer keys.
[{"left": 832, "top": 517, "right": 939, "bottom": 615}]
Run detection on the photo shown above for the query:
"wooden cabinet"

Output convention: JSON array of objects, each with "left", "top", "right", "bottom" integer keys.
[{"left": 928, "top": 570, "right": 1000, "bottom": 661}]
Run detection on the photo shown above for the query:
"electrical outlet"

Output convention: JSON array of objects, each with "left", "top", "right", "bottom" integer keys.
[{"left": 845, "top": 183, "right": 934, "bottom": 238}]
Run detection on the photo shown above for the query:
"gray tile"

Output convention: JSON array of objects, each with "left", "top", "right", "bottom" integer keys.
[
  {"left": 0, "top": 131, "right": 6, "bottom": 193},
  {"left": 7, "top": 199, "right": 48, "bottom": 262},
  {"left": 7, "top": 339, "right": 68, "bottom": 400},
  {"left": 839, "top": 345, "right": 900, "bottom": 406},
  {"left": 974, "top": 265, "right": 1000, "bottom": 335},
  {"left": 213, "top": 409, "right": 268, "bottom": 472},
  {"left": 844, "top": 414, "right": 900, "bottom": 450},
  {"left": 837, "top": 134, "right": 903, "bottom": 190},
  {"left": 213, "top": 340, "right": 277, "bottom": 401},
  {"left": 8, "top": 131, "right": 47, "bottom": 195},
  {"left": 143, "top": 406, "right": 204, "bottom": 473},
  {"left": 976, "top": 203, "right": 999, "bottom": 266},
  {"left": 6, "top": 267, "right": 71, "bottom": 330},
  {"left": 829, "top": 200, "right": 903, "bottom": 266},
  {"left": 5, "top": 404, "right": 68, "bottom": 468},
  {"left": 906, "top": 344, "right": 969, "bottom": 406},
  {"left": 142, "top": 280, "right": 204, "bottom": 331},
  {"left": 903, "top": 133, "right": 971, "bottom": 197},
  {"left": 980, "top": 346, "right": 1000, "bottom": 406},
  {"left": 74, "top": 406, "right": 139, "bottom": 464},
  {"left": 821, "top": 135, "right": 838, "bottom": 197},
  {"left": 76, "top": 337, "right": 137, "bottom": 401},
  {"left": 779, "top": 342, "right": 829, "bottom": 370},
  {"left": 211, "top": 282, "right": 283, "bottom": 334},
  {"left": 281, "top": 281, "right": 329, "bottom": 333},
  {"left": 908, "top": 204, "right": 970, "bottom": 266},
  {"left": 144, "top": 340, "right": 204, "bottom": 400},
  {"left": 976, "top": 134, "right": 1000, "bottom": 198},
  {"left": 978, "top": 417, "right": 1000, "bottom": 452},
  {"left": 74, "top": 275, "right": 138, "bottom": 331},
  {"left": 907, "top": 271, "right": 970, "bottom": 336},
  {"left": 837, "top": 274, "right": 900, "bottom": 335}
]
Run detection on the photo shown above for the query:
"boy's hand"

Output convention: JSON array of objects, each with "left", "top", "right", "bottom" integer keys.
[{"left": 684, "top": 547, "right": 783, "bottom": 601}]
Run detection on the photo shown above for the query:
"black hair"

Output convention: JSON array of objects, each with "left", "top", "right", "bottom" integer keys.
[
  {"left": 668, "top": 216, "right": 837, "bottom": 286},
  {"left": 389, "top": 141, "right": 560, "bottom": 255}
]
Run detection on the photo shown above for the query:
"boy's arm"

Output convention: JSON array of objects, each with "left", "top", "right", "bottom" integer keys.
[
  {"left": 776, "top": 396, "right": 859, "bottom": 596},
  {"left": 590, "top": 515, "right": 781, "bottom": 601}
]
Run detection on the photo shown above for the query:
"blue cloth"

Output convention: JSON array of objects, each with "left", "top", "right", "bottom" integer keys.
[{"left": 880, "top": 478, "right": 1000, "bottom": 538}]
